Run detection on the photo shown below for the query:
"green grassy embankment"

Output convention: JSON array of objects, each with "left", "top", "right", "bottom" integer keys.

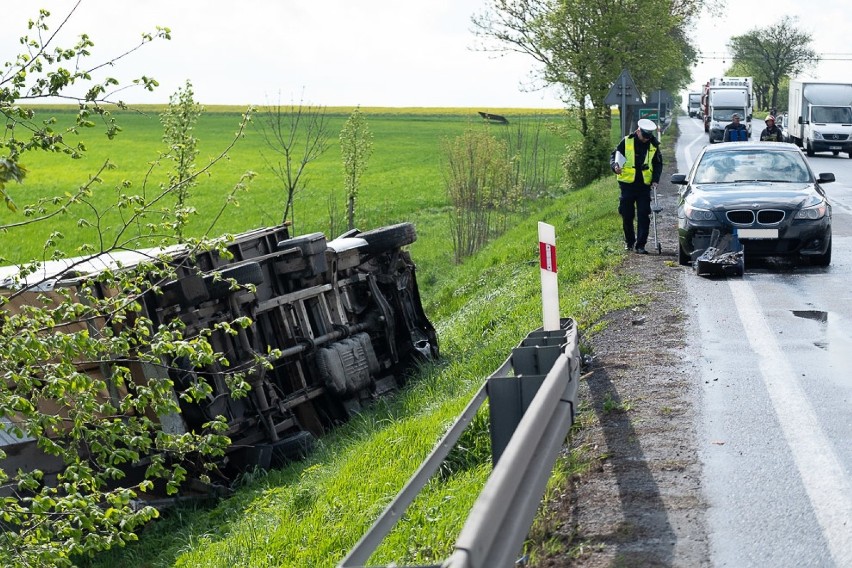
[{"left": 4, "top": 106, "right": 649, "bottom": 567}]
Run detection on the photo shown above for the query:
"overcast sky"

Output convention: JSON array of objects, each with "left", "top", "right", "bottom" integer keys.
[
  {"left": 2, "top": 1, "right": 850, "bottom": 109},
  {"left": 689, "top": 0, "right": 851, "bottom": 95}
]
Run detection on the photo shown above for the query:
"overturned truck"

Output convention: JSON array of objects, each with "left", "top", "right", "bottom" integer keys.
[{"left": 0, "top": 222, "right": 437, "bottom": 492}]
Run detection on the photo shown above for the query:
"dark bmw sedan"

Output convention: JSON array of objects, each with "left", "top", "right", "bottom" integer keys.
[{"left": 671, "top": 142, "right": 834, "bottom": 266}]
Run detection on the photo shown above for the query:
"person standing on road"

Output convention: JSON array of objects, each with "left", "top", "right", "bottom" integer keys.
[
  {"left": 759, "top": 115, "right": 783, "bottom": 142},
  {"left": 722, "top": 113, "right": 748, "bottom": 142},
  {"left": 609, "top": 118, "right": 662, "bottom": 254}
]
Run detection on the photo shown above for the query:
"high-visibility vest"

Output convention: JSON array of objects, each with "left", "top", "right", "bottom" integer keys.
[{"left": 617, "top": 137, "right": 656, "bottom": 185}]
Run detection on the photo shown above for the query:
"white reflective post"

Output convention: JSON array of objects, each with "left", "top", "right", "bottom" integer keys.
[{"left": 538, "top": 222, "right": 559, "bottom": 331}]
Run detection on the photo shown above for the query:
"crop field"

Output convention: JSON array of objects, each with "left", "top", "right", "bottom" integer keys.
[{"left": 1, "top": 105, "right": 570, "bottom": 284}]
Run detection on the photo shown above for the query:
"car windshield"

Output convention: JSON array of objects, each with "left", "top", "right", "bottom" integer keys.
[{"left": 693, "top": 150, "right": 811, "bottom": 184}]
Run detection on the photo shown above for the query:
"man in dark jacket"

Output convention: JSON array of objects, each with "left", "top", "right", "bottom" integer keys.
[
  {"left": 609, "top": 118, "right": 662, "bottom": 254},
  {"left": 759, "top": 115, "right": 783, "bottom": 141},
  {"left": 722, "top": 113, "right": 748, "bottom": 142}
]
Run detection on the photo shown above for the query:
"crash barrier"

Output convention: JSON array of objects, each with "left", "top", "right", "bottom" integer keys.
[
  {"left": 0, "top": 222, "right": 438, "bottom": 494},
  {"left": 339, "top": 317, "right": 580, "bottom": 568}
]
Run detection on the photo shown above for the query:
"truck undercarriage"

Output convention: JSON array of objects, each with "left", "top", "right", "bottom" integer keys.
[{"left": 0, "top": 222, "right": 438, "bottom": 496}]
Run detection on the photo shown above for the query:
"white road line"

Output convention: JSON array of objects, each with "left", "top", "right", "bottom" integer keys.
[
  {"left": 728, "top": 279, "right": 852, "bottom": 564},
  {"left": 685, "top": 127, "right": 704, "bottom": 165}
]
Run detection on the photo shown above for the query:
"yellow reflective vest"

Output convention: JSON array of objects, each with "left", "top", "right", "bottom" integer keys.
[{"left": 617, "top": 137, "right": 656, "bottom": 185}]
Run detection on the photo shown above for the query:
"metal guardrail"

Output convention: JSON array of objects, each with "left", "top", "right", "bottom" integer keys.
[{"left": 339, "top": 317, "right": 580, "bottom": 568}]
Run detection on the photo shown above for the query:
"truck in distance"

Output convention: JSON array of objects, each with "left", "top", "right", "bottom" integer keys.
[
  {"left": 706, "top": 83, "right": 752, "bottom": 143},
  {"left": 688, "top": 92, "right": 702, "bottom": 118},
  {"left": 787, "top": 80, "right": 852, "bottom": 158}
]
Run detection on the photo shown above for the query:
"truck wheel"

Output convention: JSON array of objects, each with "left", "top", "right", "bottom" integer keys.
[
  {"left": 806, "top": 142, "right": 815, "bottom": 157},
  {"left": 358, "top": 223, "right": 417, "bottom": 254}
]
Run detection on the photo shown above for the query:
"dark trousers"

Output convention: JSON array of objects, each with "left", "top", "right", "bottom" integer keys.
[{"left": 618, "top": 184, "right": 651, "bottom": 248}]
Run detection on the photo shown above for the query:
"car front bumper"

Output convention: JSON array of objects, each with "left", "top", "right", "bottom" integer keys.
[
  {"left": 678, "top": 216, "right": 831, "bottom": 259},
  {"left": 810, "top": 140, "right": 852, "bottom": 153}
]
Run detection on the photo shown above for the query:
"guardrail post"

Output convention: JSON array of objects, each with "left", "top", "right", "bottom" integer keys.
[{"left": 488, "top": 327, "right": 568, "bottom": 465}]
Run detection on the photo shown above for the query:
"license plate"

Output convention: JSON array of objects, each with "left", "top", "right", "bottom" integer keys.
[
  {"left": 738, "top": 228, "right": 778, "bottom": 239},
  {"left": 829, "top": 146, "right": 842, "bottom": 150}
]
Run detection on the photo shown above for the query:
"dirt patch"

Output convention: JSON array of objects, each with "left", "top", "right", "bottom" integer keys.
[{"left": 532, "top": 143, "right": 711, "bottom": 566}]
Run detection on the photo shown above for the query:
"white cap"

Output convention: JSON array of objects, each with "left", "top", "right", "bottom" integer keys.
[{"left": 637, "top": 118, "right": 657, "bottom": 132}]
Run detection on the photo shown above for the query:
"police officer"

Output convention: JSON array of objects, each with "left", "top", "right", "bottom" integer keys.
[
  {"left": 759, "top": 115, "right": 783, "bottom": 142},
  {"left": 610, "top": 118, "right": 662, "bottom": 254}
]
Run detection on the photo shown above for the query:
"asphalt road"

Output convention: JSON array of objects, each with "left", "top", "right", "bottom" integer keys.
[{"left": 676, "top": 116, "right": 852, "bottom": 567}]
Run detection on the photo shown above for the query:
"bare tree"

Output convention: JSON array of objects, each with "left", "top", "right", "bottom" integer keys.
[
  {"left": 254, "top": 94, "right": 331, "bottom": 233},
  {"left": 729, "top": 16, "right": 819, "bottom": 112}
]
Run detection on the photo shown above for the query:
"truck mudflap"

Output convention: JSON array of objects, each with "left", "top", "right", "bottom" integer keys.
[{"left": 0, "top": 222, "right": 438, "bottom": 496}]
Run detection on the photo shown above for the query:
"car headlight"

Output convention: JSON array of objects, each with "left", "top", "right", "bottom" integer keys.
[
  {"left": 683, "top": 203, "right": 715, "bottom": 221},
  {"left": 813, "top": 131, "right": 824, "bottom": 140},
  {"left": 794, "top": 200, "right": 827, "bottom": 220}
]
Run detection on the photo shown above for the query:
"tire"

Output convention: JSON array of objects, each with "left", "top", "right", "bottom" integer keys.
[
  {"left": 678, "top": 243, "right": 690, "bottom": 266},
  {"left": 812, "top": 239, "right": 832, "bottom": 267},
  {"left": 847, "top": 151, "right": 852, "bottom": 159},
  {"left": 806, "top": 141, "right": 815, "bottom": 157},
  {"left": 204, "top": 262, "right": 264, "bottom": 299},
  {"left": 832, "top": 151, "right": 840, "bottom": 156},
  {"left": 358, "top": 222, "right": 417, "bottom": 254}
]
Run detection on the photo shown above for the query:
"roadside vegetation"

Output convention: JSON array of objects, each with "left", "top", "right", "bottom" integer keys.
[
  {"left": 83, "top": 141, "right": 640, "bottom": 568},
  {"left": 4, "top": 96, "right": 652, "bottom": 566},
  {"left": 2, "top": 3, "right": 697, "bottom": 566}
]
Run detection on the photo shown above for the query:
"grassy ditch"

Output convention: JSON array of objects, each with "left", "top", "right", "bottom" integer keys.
[
  {"left": 0, "top": 107, "right": 670, "bottom": 567},
  {"left": 81, "top": 171, "right": 640, "bottom": 567}
]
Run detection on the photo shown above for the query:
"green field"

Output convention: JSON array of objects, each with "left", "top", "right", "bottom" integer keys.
[{"left": 1, "top": 106, "right": 569, "bottom": 279}]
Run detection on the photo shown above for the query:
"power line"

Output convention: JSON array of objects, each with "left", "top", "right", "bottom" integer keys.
[{"left": 697, "top": 52, "right": 852, "bottom": 61}]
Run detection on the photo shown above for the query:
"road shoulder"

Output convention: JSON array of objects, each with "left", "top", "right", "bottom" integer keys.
[{"left": 533, "top": 137, "right": 711, "bottom": 566}]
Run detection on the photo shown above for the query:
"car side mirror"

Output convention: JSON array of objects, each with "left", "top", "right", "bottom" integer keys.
[
  {"left": 670, "top": 173, "right": 688, "bottom": 185},
  {"left": 798, "top": 116, "right": 805, "bottom": 125},
  {"left": 818, "top": 173, "right": 835, "bottom": 184}
]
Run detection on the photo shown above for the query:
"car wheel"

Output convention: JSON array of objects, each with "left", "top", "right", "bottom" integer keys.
[
  {"left": 812, "top": 239, "right": 832, "bottom": 267},
  {"left": 678, "top": 243, "right": 690, "bottom": 266},
  {"left": 848, "top": 151, "right": 852, "bottom": 159},
  {"left": 358, "top": 222, "right": 417, "bottom": 254}
]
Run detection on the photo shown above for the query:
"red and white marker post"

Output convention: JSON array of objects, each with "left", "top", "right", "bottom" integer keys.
[{"left": 538, "top": 222, "right": 559, "bottom": 331}]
